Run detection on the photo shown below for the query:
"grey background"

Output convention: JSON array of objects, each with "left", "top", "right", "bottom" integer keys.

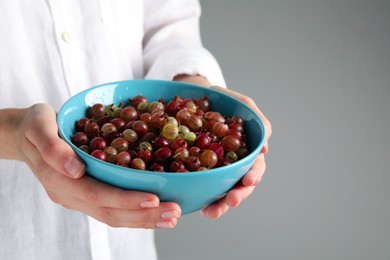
[{"left": 156, "top": 1, "right": 390, "bottom": 259}]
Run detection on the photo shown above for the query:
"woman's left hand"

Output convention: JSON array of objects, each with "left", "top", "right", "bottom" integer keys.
[
  {"left": 200, "top": 85, "right": 272, "bottom": 218},
  {"left": 174, "top": 75, "right": 272, "bottom": 218}
]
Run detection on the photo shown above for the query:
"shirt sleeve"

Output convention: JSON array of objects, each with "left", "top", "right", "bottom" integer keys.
[{"left": 142, "top": 0, "right": 226, "bottom": 87}]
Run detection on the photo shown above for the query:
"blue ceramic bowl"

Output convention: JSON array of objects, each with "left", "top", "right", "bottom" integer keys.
[{"left": 57, "top": 80, "right": 266, "bottom": 215}]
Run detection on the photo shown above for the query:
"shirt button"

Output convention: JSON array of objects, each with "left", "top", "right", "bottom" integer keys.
[{"left": 61, "top": 31, "right": 72, "bottom": 43}]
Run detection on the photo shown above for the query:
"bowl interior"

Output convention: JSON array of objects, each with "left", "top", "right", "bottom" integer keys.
[{"left": 58, "top": 80, "right": 265, "bottom": 155}]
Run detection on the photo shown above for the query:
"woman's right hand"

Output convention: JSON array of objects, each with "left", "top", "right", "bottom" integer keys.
[{"left": 0, "top": 103, "right": 181, "bottom": 228}]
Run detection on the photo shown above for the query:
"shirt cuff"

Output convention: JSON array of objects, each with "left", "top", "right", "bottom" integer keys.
[{"left": 144, "top": 47, "right": 226, "bottom": 88}]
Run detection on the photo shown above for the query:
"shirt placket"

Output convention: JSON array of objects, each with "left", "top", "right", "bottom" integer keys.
[{"left": 47, "top": 0, "right": 87, "bottom": 96}]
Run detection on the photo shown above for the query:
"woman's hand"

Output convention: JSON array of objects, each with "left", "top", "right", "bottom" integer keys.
[
  {"left": 174, "top": 75, "right": 272, "bottom": 218},
  {"left": 201, "top": 86, "right": 272, "bottom": 218},
  {"left": 0, "top": 103, "right": 181, "bottom": 228}
]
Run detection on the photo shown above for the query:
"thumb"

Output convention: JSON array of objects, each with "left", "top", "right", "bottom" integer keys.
[
  {"left": 210, "top": 85, "right": 272, "bottom": 153},
  {"left": 25, "top": 104, "right": 85, "bottom": 179}
]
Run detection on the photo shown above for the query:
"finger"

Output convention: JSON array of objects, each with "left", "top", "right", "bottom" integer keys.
[
  {"left": 200, "top": 196, "right": 230, "bottom": 219},
  {"left": 24, "top": 104, "right": 85, "bottom": 178},
  {"left": 225, "top": 154, "right": 266, "bottom": 207},
  {"left": 210, "top": 85, "right": 272, "bottom": 153},
  {"left": 225, "top": 184, "right": 256, "bottom": 208},
  {"left": 156, "top": 217, "right": 178, "bottom": 229},
  {"left": 201, "top": 154, "right": 266, "bottom": 218},
  {"left": 71, "top": 176, "right": 162, "bottom": 209},
  {"left": 39, "top": 166, "right": 162, "bottom": 210},
  {"left": 200, "top": 184, "right": 256, "bottom": 218},
  {"left": 210, "top": 85, "right": 264, "bottom": 117},
  {"left": 64, "top": 198, "right": 181, "bottom": 229},
  {"left": 241, "top": 153, "right": 266, "bottom": 187}
]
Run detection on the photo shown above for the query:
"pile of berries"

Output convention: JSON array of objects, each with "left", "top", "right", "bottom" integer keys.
[{"left": 71, "top": 95, "right": 248, "bottom": 172}]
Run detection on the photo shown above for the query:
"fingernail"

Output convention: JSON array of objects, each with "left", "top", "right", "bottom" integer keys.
[
  {"left": 156, "top": 220, "right": 174, "bottom": 229},
  {"left": 140, "top": 200, "right": 159, "bottom": 208},
  {"left": 230, "top": 199, "right": 241, "bottom": 208},
  {"left": 248, "top": 178, "right": 257, "bottom": 186},
  {"left": 64, "top": 157, "right": 84, "bottom": 178},
  {"left": 214, "top": 208, "right": 223, "bottom": 219},
  {"left": 161, "top": 210, "right": 180, "bottom": 219}
]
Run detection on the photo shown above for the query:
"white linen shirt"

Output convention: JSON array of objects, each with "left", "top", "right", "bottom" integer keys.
[{"left": 0, "top": 1, "right": 225, "bottom": 259}]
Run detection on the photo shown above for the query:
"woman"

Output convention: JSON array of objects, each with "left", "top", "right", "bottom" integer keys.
[{"left": 0, "top": 1, "right": 271, "bottom": 259}]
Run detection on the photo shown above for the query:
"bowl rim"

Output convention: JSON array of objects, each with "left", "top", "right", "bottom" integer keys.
[{"left": 57, "top": 79, "right": 266, "bottom": 177}]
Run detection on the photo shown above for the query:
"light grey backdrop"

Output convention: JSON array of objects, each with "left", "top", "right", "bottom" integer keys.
[{"left": 156, "top": 1, "right": 390, "bottom": 259}]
